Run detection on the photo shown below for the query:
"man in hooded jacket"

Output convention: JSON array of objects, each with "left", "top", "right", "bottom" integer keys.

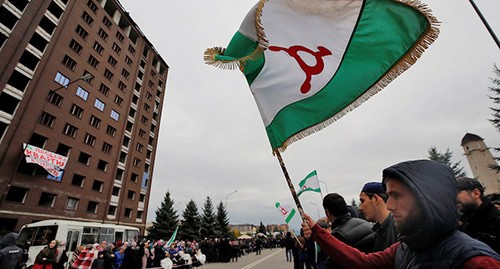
[
  {"left": 0, "top": 232, "right": 23, "bottom": 269},
  {"left": 301, "top": 160, "right": 500, "bottom": 268}
]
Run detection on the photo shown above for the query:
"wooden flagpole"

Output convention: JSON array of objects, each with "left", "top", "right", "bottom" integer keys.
[{"left": 275, "top": 150, "right": 307, "bottom": 222}]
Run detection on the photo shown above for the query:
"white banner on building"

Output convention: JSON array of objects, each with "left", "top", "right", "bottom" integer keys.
[{"left": 23, "top": 143, "right": 68, "bottom": 177}]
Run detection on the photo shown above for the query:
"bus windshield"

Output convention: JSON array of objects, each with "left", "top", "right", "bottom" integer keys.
[{"left": 17, "top": 225, "right": 58, "bottom": 247}]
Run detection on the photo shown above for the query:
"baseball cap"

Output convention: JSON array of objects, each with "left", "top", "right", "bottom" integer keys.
[{"left": 456, "top": 177, "right": 484, "bottom": 191}]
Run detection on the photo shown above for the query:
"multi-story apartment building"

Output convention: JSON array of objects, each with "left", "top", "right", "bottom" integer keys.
[{"left": 0, "top": 0, "right": 168, "bottom": 234}]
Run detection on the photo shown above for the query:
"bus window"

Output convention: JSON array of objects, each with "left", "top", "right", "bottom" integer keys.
[
  {"left": 66, "top": 230, "right": 80, "bottom": 252},
  {"left": 98, "top": 228, "right": 114, "bottom": 243},
  {"left": 82, "top": 227, "right": 99, "bottom": 244},
  {"left": 125, "top": 230, "right": 139, "bottom": 243},
  {"left": 115, "top": 232, "right": 123, "bottom": 244},
  {"left": 17, "top": 226, "right": 57, "bottom": 246}
]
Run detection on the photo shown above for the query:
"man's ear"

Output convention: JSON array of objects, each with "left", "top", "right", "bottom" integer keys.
[{"left": 471, "top": 189, "right": 482, "bottom": 199}]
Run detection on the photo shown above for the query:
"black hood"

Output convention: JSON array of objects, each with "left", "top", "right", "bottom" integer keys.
[
  {"left": 0, "top": 232, "right": 19, "bottom": 248},
  {"left": 382, "top": 160, "right": 460, "bottom": 250}
]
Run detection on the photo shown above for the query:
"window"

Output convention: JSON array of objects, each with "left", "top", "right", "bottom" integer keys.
[
  {"left": 145, "top": 91, "right": 153, "bottom": 101},
  {"left": 76, "top": 86, "right": 89, "bottom": 100},
  {"left": 84, "top": 133, "right": 96, "bottom": 146},
  {"left": 139, "top": 194, "right": 146, "bottom": 203},
  {"left": 81, "top": 11, "right": 94, "bottom": 26},
  {"left": 106, "top": 125, "right": 116, "bottom": 137},
  {"left": 69, "top": 39, "right": 83, "bottom": 54},
  {"left": 116, "top": 31, "right": 124, "bottom": 42},
  {"left": 138, "top": 129, "right": 146, "bottom": 138},
  {"left": 128, "top": 108, "right": 136, "bottom": 118},
  {"left": 141, "top": 116, "right": 148, "bottom": 125},
  {"left": 87, "top": 55, "right": 99, "bottom": 69},
  {"left": 112, "top": 42, "right": 121, "bottom": 54},
  {"left": 121, "top": 69, "right": 130, "bottom": 79},
  {"left": 62, "top": 55, "right": 77, "bottom": 70},
  {"left": 108, "top": 205, "right": 117, "bottom": 216},
  {"left": 127, "top": 190, "right": 135, "bottom": 200},
  {"left": 119, "top": 151, "right": 127, "bottom": 163},
  {"left": 39, "top": 16, "right": 57, "bottom": 35},
  {"left": 87, "top": 201, "right": 98, "bottom": 214},
  {"left": 112, "top": 186, "right": 120, "bottom": 196},
  {"left": 5, "top": 186, "right": 28, "bottom": 203},
  {"left": 137, "top": 211, "right": 143, "bottom": 219},
  {"left": 118, "top": 81, "right": 127, "bottom": 92},
  {"left": 63, "top": 123, "right": 78, "bottom": 138},
  {"left": 125, "top": 56, "right": 132, "bottom": 66},
  {"left": 102, "top": 142, "right": 112, "bottom": 154},
  {"left": 115, "top": 169, "right": 124, "bottom": 181},
  {"left": 148, "top": 80, "right": 154, "bottom": 88},
  {"left": 98, "top": 28, "right": 108, "bottom": 41},
  {"left": 136, "top": 143, "right": 144, "bottom": 153},
  {"left": 75, "top": 25, "right": 88, "bottom": 40},
  {"left": 39, "top": 192, "right": 56, "bottom": 207},
  {"left": 87, "top": 0, "right": 98, "bottom": 13},
  {"left": 124, "top": 208, "right": 132, "bottom": 218},
  {"left": 70, "top": 104, "right": 84, "bottom": 118},
  {"left": 89, "top": 115, "right": 101, "bottom": 128},
  {"left": 54, "top": 72, "right": 70, "bottom": 87},
  {"left": 29, "top": 32, "right": 49, "bottom": 53},
  {"left": 93, "top": 41, "right": 104, "bottom": 55},
  {"left": 99, "top": 83, "right": 110, "bottom": 96},
  {"left": 97, "top": 160, "right": 108, "bottom": 172},
  {"left": 65, "top": 197, "right": 79, "bottom": 211},
  {"left": 102, "top": 16, "right": 112, "bottom": 28},
  {"left": 108, "top": 56, "right": 117, "bottom": 67},
  {"left": 94, "top": 99, "right": 105, "bottom": 111},
  {"left": 122, "top": 136, "right": 130, "bottom": 148},
  {"left": 133, "top": 158, "right": 141, "bottom": 167},
  {"left": 126, "top": 121, "right": 133, "bottom": 132},
  {"left": 39, "top": 112, "right": 56, "bottom": 127},
  {"left": 110, "top": 110, "right": 120, "bottom": 121},
  {"left": 92, "top": 180, "right": 103, "bottom": 192},
  {"left": 131, "top": 173, "right": 138, "bottom": 183},
  {"left": 104, "top": 69, "right": 113, "bottom": 81},
  {"left": 72, "top": 174, "right": 85, "bottom": 187},
  {"left": 132, "top": 95, "right": 138, "bottom": 105},
  {"left": 128, "top": 45, "right": 136, "bottom": 55},
  {"left": 144, "top": 103, "right": 150, "bottom": 112},
  {"left": 78, "top": 152, "right": 91, "bottom": 165},
  {"left": 56, "top": 143, "right": 71, "bottom": 156}
]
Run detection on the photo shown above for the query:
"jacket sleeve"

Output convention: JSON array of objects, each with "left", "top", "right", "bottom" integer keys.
[
  {"left": 463, "top": 255, "right": 500, "bottom": 268},
  {"left": 311, "top": 223, "right": 396, "bottom": 269}
]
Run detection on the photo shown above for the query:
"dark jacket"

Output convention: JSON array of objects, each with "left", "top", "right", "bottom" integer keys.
[
  {"left": 459, "top": 199, "right": 500, "bottom": 253},
  {"left": 0, "top": 232, "right": 23, "bottom": 269},
  {"left": 331, "top": 213, "right": 375, "bottom": 253},
  {"left": 383, "top": 160, "right": 499, "bottom": 267},
  {"left": 372, "top": 213, "right": 398, "bottom": 252}
]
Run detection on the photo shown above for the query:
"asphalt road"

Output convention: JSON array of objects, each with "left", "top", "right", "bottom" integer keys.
[{"left": 200, "top": 248, "right": 295, "bottom": 269}]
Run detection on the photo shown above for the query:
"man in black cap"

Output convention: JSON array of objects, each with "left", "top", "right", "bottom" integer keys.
[
  {"left": 456, "top": 176, "right": 500, "bottom": 253},
  {"left": 359, "top": 182, "right": 398, "bottom": 252}
]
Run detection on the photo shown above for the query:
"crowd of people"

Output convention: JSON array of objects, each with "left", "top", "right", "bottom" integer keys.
[
  {"left": 2, "top": 159, "right": 499, "bottom": 269},
  {"left": 297, "top": 159, "right": 500, "bottom": 268}
]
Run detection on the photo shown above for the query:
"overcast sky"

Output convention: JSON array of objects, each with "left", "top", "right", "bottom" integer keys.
[{"left": 118, "top": 0, "right": 500, "bottom": 230}]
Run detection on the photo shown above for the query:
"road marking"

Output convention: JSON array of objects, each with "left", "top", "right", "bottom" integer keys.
[{"left": 240, "top": 249, "right": 284, "bottom": 269}]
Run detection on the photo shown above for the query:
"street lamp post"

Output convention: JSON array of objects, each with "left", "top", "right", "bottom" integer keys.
[
  {"left": 309, "top": 201, "right": 321, "bottom": 219},
  {"left": 225, "top": 190, "right": 238, "bottom": 209}
]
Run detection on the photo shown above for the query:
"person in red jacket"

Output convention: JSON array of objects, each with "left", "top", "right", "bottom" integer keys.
[{"left": 301, "top": 160, "right": 500, "bottom": 268}]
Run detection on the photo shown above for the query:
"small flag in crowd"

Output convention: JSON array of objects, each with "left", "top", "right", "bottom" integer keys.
[
  {"left": 297, "top": 170, "right": 321, "bottom": 197},
  {"left": 275, "top": 202, "right": 297, "bottom": 224},
  {"left": 166, "top": 226, "right": 179, "bottom": 247},
  {"left": 205, "top": 0, "right": 439, "bottom": 152}
]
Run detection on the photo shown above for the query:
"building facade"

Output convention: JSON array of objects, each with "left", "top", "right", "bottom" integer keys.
[
  {"left": 0, "top": 0, "right": 168, "bottom": 234},
  {"left": 461, "top": 133, "right": 500, "bottom": 195}
]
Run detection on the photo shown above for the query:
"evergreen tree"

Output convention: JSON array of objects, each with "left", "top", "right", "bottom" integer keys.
[
  {"left": 147, "top": 191, "right": 178, "bottom": 240},
  {"left": 180, "top": 199, "right": 201, "bottom": 240},
  {"left": 489, "top": 64, "right": 500, "bottom": 172},
  {"left": 215, "top": 201, "right": 230, "bottom": 238},
  {"left": 200, "top": 196, "right": 217, "bottom": 239},
  {"left": 428, "top": 146, "right": 467, "bottom": 177}
]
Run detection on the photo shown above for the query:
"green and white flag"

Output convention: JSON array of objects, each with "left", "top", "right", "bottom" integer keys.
[
  {"left": 297, "top": 170, "right": 321, "bottom": 197},
  {"left": 205, "top": 0, "right": 438, "bottom": 152},
  {"left": 275, "top": 202, "right": 297, "bottom": 224},
  {"left": 166, "top": 226, "right": 179, "bottom": 247}
]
